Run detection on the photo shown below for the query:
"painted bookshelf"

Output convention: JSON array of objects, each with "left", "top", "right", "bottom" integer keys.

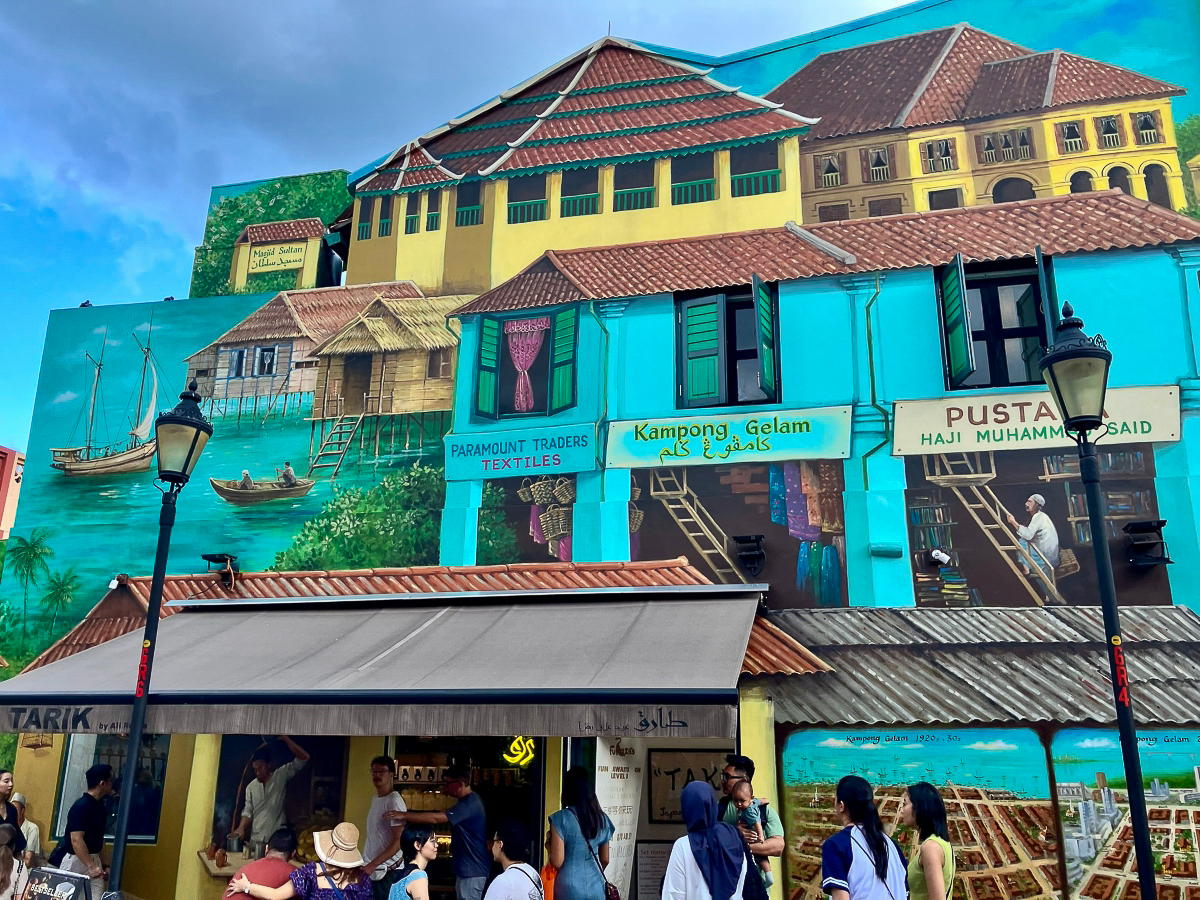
[
  {"left": 908, "top": 490, "right": 974, "bottom": 607},
  {"left": 1039, "top": 449, "right": 1156, "bottom": 545}
]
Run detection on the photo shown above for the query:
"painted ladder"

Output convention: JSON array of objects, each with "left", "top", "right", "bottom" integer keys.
[
  {"left": 922, "top": 452, "right": 1065, "bottom": 606},
  {"left": 306, "top": 413, "right": 364, "bottom": 477},
  {"left": 649, "top": 468, "right": 748, "bottom": 585}
]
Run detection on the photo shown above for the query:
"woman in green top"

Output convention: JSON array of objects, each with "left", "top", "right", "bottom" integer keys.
[{"left": 899, "top": 782, "right": 954, "bottom": 900}]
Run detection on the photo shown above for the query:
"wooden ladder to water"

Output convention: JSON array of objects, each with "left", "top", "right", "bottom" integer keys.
[{"left": 307, "top": 413, "right": 363, "bottom": 477}]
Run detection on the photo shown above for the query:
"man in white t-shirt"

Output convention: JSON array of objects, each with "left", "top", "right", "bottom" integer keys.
[
  {"left": 483, "top": 820, "right": 542, "bottom": 900},
  {"left": 365, "top": 756, "right": 408, "bottom": 900},
  {"left": 233, "top": 736, "right": 310, "bottom": 845}
]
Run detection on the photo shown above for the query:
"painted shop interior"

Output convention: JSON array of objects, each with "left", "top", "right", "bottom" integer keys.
[{"left": 4, "top": 1, "right": 1200, "bottom": 900}]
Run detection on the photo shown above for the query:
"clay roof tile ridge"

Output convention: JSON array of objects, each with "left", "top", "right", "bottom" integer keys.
[
  {"left": 893, "top": 23, "right": 967, "bottom": 128},
  {"left": 1043, "top": 49, "right": 1062, "bottom": 107},
  {"left": 784, "top": 221, "right": 857, "bottom": 265},
  {"left": 545, "top": 249, "right": 597, "bottom": 298}
]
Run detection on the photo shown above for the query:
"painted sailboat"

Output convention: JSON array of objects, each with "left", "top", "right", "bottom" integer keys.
[{"left": 50, "top": 330, "right": 160, "bottom": 476}]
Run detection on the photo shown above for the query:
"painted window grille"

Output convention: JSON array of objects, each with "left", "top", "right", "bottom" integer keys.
[
  {"left": 676, "top": 276, "right": 779, "bottom": 409},
  {"left": 426, "top": 190, "right": 441, "bottom": 231},
  {"left": 378, "top": 195, "right": 393, "bottom": 237},
  {"left": 868, "top": 197, "right": 902, "bottom": 217},
  {"left": 924, "top": 140, "right": 957, "bottom": 172},
  {"left": 474, "top": 308, "right": 578, "bottom": 419},
  {"left": 730, "top": 142, "right": 782, "bottom": 196},
  {"left": 938, "top": 251, "right": 1053, "bottom": 390},
  {"left": 868, "top": 148, "right": 890, "bottom": 182},
  {"left": 613, "top": 160, "right": 655, "bottom": 212},
  {"left": 817, "top": 203, "right": 850, "bottom": 222},
  {"left": 820, "top": 156, "right": 841, "bottom": 187},
  {"left": 980, "top": 135, "right": 997, "bottom": 163},
  {"left": 254, "top": 345, "right": 278, "bottom": 377},
  {"left": 999, "top": 133, "right": 1016, "bottom": 161},
  {"left": 1098, "top": 116, "right": 1122, "bottom": 148},
  {"left": 507, "top": 173, "right": 548, "bottom": 224},
  {"left": 1017, "top": 129, "right": 1033, "bottom": 159},
  {"left": 455, "top": 182, "right": 483, "bottom": 227},
  {"left": 1135, "top": 112, "right": 1160, "bottom": 144},
  {"left": 357, "top": 196, "right": 374, "bottom": 241},
  {"left": 671, "top": 152, "right": 716, "bottom": 205},
  {"left": 1061, "top": 122, "right": 1085, "bottom": 153},
  {"left": 405, "top": 193, "right": 420, "bottom": 234},
  {"left": 560, "top": 167, "right": 600, "bottom": 217}
]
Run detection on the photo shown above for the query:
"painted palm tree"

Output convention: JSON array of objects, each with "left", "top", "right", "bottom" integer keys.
[
  {"left": 5, "top": 527, "right": 54, "bottom": 650},
  {"left": 41, "top": 568, "right": 82, "bottom": 633}
]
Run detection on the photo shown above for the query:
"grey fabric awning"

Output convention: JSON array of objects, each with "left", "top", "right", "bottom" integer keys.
[{"left": 0, "top": 591, "right": 759, "bottom": 738}]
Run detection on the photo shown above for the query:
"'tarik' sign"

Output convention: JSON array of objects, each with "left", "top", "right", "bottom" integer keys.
[{"left": 892, "top": 386, "right": 1180, "bottom": 455}]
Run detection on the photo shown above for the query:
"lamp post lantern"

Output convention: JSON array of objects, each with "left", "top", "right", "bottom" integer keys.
[
  {"left": 107, "top": 381, "right": 212, "bottom": 895},
  {"left": 1039, "top": 303, "right": 1157, "bottom": 900}
]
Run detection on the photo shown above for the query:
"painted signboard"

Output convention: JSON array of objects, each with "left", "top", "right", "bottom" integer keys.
[
  {"left": 892, "top": 387, "right": 1180, "bottom": 456},
  {"left": 607, "top": 408, "right": 852, "bottom": 469},
  {"left": 647, "top": 749, "right": 728, "bottom": 823},
  {"left": 445, "top": 423, "right": 597, "bottom": 480},
  {"left": 595, "top": 737, "right": 647, "bottom": 899},
  {"left": 247, "top": 241, "right": 308, "bottom": 274}
]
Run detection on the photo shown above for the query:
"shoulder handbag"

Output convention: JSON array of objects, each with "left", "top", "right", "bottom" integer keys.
[{"left": 569, "top": 809, "right": 620, "bottom": 900}]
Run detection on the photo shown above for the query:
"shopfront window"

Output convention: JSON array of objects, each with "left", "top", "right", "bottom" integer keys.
[
  {"left": 474, "top": 309, "right": 577, "bottom": 420},
  {"left": 55, "top": 734, "right": 169, "bottom": 843}
]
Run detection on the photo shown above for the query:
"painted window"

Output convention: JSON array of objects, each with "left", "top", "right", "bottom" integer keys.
[
  {"left": 455, "top": 182, "right": 483, "bottom": 227},
  {"left": 426, "top": 189, "right": 442, "bottom": 231},
  {"left": 404, "top": 193, "right": 420, "bottom": 234},
  {"left": 977, "top": 128, "right": 1035, "bottom": 163},
  {"left": 378, "top": 194, "right": 393, "bottom": 237},
  {"left": 927, "top": 188, "right": 962, "bottom": 211},
  {"left": 817, "top": 203, "right": 850, "bottom": 221},
  {"left": 867, "top": 197, "right": 902, "bottom": 217},
  {"left": 427, "top": 347, "right": 454, "bottom": 379},
  {"left": 561, "top": 168, "right": 600, "bottom": 217},
  {"left": 54, "top": 734, "right": 170, "bottom": 844},
  {"left": 938, "top": 254, "right": 1051, "bottom": 390},
  {"left": 676, "top": 276, "right": 779, "bottom": 409},
  {"left": 921, "top": 139, "right": 957, "bottom": 173},
  {"left": 1095, "top": 115, "right": 1124, "bottom": 148},
  {"left": 229, "top": 348, "right": 247, "bottom": 378},
  {"left": 357, "top": 196, "right": 374, "bottom": 241},
  {"left": 816, "top": 153, "right": 843, "bottom": 187},
  {"left": 860, "top": 146, "right": 893, "bottom": 182},
  {"left": 254, "top": 346, "right": 278, "bottom": 376},
  {"left": 671, "top": 152, "right": 715, "bottom": 205},
  {"left": 613, "top": 160, "right": 655, "bottom": 211},
  {"left": 507, "top": 174, "right": 548, "bottom": 224},
  {"left": 1056, "top": 121, "right": 1087, "bottom": 154},
  {"left": 730, "top": 142, "right": 781, "bottom": 196},
  {"left": 474, "top": 308, "right": 577, "bottom": 419},
  {"left": 194, "top": 368, "right": 213, "bottom": 378},
  {"left": 1132, "top": 110, "right": 1163, "bottom": 145}
]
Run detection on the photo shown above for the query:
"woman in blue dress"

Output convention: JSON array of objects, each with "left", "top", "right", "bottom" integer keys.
[
  {"left": 547, "top": 767, "right": 615, "bottom": 900},
  {"left": 388, "top": 824, "right": 440, "bottom": 900}
]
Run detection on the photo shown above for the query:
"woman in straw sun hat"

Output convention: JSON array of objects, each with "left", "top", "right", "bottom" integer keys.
[{"left": 232, "top": 821, "right": 372, "bottom": 899}]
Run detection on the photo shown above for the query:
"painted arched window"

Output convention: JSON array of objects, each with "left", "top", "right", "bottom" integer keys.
[
  {"left": 992, "top": 178, "right": 1036, "bottom": 204},
  {"left": 1145, "top": 164, "right": 1171, "bottom": 208},
  {"left": 1069, "top": 171, "right": 1094, "bottom": 193}
]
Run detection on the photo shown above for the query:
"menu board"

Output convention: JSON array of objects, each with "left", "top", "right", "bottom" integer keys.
[{"left": 635, "top": 842, "right": 674, "bottom": 900}]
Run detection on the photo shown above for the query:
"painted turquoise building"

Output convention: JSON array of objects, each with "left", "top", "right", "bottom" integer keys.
[{"left": 440, "top": 191, "right": 1200, "bottom": 612}]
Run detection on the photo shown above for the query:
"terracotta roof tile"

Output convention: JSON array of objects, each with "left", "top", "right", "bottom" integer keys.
[
  {"left": 237, "top": 218, "right": 326, "bottom": 244},
  {"left": 574, "top": 46, "right": 698, "bottom": 90},
  {"left": 556, "top": 80, "right": 713, "bottom": 112},
  {"left": 453, "top": 192, "right": 1200, "bottom": 314},
  {"left": 961, "top": 53, "right": 1056, "bottom": 119},
  {"left": 904, "top": 27, "right": 1029, "bottom": 126},
  {"left": 741, "top": 616, "right": 832, "bottom": 676},
  {"left": 1049, "top": 52, "right": 1183, "bottom": 107}
]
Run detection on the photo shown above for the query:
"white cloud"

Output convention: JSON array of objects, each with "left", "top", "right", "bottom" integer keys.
[
  {"left": 1077, "top": 737, "right": 1118, "bottom": 750},
  {"left": 817, "top": 738, "right": 852, "bottom": 748},
  {"left": 50, "top": 390, "right": 78, "bottom": 405},
  {"left": 966, "top": 740, "right": 1018, "bottom": 752}
]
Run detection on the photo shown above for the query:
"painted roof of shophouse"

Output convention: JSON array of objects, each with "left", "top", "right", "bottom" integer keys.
[
  {"left": 236, "top": 218, "right": 327, "bottom": 244},
  {"left": 313, "top": 295, "right": 467, "bottom": 356},
  {"left": 351, "top": 37, "right": 818, "bottom": 194},
  {"left": 452, "top": 191, "right": 1200, "bottom": 315},
  {"left": 757, "top": 606, "right": 1200, "bottom": 727},
  {"left": 184, "top": 281, "right": 425, "bottom": 360},
  {"left": 767, "top": 24, "right": 1183, "bottom": 140},
  {"left": 25, "top": 559, "right": 829, "bottom": 677}
]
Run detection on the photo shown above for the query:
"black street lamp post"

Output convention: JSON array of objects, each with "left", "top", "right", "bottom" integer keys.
[
  {"left": 107, "top": 381, "right": 212, "bottom": 896},
  {"left": 1039, "top": 304, "right": 1157, "bottom": 900}
]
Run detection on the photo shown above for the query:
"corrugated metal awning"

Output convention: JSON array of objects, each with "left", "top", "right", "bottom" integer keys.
[{"left": 0, "top": 592, "right": 760, "bottom": 738}]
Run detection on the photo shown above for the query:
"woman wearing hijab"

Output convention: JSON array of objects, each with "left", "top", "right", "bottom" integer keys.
[{"left": 662, "top": 782, "right": 747, "bottom": 900}]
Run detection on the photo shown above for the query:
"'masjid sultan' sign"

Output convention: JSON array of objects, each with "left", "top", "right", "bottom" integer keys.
[
  {"left": 248, "top": 240, "right": 307, "bottom": 273},
  {"left": 892, "top": 386, "right": 1180, "bottom": 455},
  {"left": 606, "top": 407, "right": 852, "bottom": 467}
]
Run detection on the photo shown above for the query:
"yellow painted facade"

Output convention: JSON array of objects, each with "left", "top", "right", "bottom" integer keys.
[
  {"left": 346, "top": 139, "right": 805, "bottom": 295},
  {"left": 802, "top": 97, "right": 1184, "bottom": 221},
  {"left": 230, "top": 235, "right": 323, "bottom": 292},
  {"left": 738, "top": 682, "right": 782, "bottom": 900}
]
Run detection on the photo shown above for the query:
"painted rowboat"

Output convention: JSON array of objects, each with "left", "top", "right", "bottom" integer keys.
[{"left": 209, "top": 476, "right": 316, "bottom": 505}]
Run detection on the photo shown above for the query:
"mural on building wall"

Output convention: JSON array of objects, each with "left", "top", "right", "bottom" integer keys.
[
  {"left": 632, "top": 462, "right": 847, "bottom": 607},
  {"left": 903, "top": 443, "right": 1171, "bottom": 608},
  {"left": 781, "top": 727, "right": 1200, "bottom": 900}
]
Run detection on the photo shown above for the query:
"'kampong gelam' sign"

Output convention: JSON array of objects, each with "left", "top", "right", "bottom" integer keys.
[
  {"left": 606, "top": 407, "right": 852, "bottom": 468},
  {"left": 892, "top": 386, "right": 1180, "bottom": 455},
  {"left": 248, "top": 240, "right": 307, "bottom": 273}
]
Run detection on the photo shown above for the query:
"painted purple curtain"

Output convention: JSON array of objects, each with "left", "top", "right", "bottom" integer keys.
[{"left": 505, "top": 317, "right": 551, "bottom": 412}]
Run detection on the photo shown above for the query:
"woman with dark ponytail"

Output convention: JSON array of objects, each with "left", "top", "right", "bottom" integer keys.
[
  {"left": 820, "top": 776, "right": 906, "bottom": 900},
  {"left": 900, "top": 782, "right": 954, "bottom": 900}
]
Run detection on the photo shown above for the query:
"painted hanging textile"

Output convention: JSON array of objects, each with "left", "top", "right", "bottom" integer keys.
[
  {"left": 801, "top": 461, "right": 823, "bottom": 527},
  {"left": 530, "top": 504, "right": 547, "bottom": 544},
  {"left": 820, "top": 544, "right": 842, "bottom": 607},
  {"left": 556, "top": 533, "right": 573, "bottom": 562},
  {"left": 796, "top": 541, "right": 812, "bottom": 594},
  {"left": 817, "top": 461, "right": 845, "bottom": 534},
  {"left": 783, "top": 462, "right": 820, "bottom": 540},
  {"left": 809, "top": 541, "right": 825, "bottom": 606},
  {"left": 629, "top": 528, "right": 641, "bottom": 561},
  {"left": 504, "top": 316, "right": 551, "bottom": 412},
  {"left": 769, "top": 464, "right": 787, "bottom": 525}
]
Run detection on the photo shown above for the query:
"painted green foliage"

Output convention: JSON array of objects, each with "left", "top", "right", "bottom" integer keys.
[
  {"left": 189, "top": 170, "right": 352, "bottom": 297},
  {"left": 5, "top": 527, "right": 54, "bottom": 651},
  {"left": 272, "top": 464, "right": 517, "bottom": 571},
  {"left": 1178, "top": 114, "right": 1200, "bottom": 214}
]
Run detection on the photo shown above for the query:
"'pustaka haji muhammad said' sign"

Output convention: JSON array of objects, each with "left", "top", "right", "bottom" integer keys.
[
  {"left": 606, "top": 407, "right": 852, "bottom": 468},
  {"left": 892, "top": 386, "right": 1180, "bottom": 455}
]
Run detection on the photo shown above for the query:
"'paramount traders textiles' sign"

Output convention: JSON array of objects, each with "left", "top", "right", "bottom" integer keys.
[
  {"left": 892, "top": 386, "right": 1180, "bottom": 455},
  {"left": 606, "top": 407, "right": 852, "bottom": 468},
  {"left": 444, "top": 423, "right": 598, "bottom": 480}
]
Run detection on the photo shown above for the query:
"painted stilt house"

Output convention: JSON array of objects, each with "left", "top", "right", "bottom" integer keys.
[{"left": 184, "top": 281, "right": 423, "bottom": 418}]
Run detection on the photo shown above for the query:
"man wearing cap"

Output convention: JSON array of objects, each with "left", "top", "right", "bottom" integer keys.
[
  {"left": 1007, "top": 494, "right": 1061, "bottom": 596},
  {"left": 10, "top": 792, "right": 40, "bottom": 868},
  {"left": 233, "top": 736, "right": 310, "bottom": 847}
]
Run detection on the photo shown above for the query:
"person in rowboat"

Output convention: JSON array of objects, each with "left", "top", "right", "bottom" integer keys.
[
  {"left": 240, "top": 470, "right": 255, "bottom": 490},
  {"left": 281, "top": 462, "right": 299, "bottom": 487}
]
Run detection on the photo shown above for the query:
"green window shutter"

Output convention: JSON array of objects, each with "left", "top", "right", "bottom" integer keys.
[
  {"left": 548, "top": 308, "right": 578, "bottom": 414},
  {"left": 938, "top": 253, "right": 975, "bottom": 387},
  {"left": 680, "top": 296, "right": 725, "bottom": 407},
  {"left": 752, "top": 274, "right": 779, "bottom": 402},
  {"left": 1035, "top": 245, "right": 1058, "bottom": 349},
  {"left": 475, "top": 317, "right": 501, "bottom": 419}
]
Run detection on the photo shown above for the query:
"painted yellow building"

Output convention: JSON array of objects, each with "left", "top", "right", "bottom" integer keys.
[
  {"left": 766, "top": 24, "right": 1187, "bottom": 220},
  {"left": 229, "top": 218, "right": 328, "bottom": 292},
  {"left": 345, "top": 37, "right": 815, "bottom": 295}
]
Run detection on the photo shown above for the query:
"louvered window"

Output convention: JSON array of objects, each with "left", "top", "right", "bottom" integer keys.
[
  {"left": 981, "top": 135, "right": 997, "bottom": 163},
  {"left": 999, "top": 133, "right": 1015, "bottom": 161},
  {"left": 1135, "top": 112, "right": 1160, "bottom": 144},
  {"left": 1062, "top": 122, "right": 1085, "bottom": 153},
  {"left": 821, "top": 156, "right": 841, "bottom": 187},
  {"left": 1099, "top": 117, "right": 1121, "bottom": 148},
  {"left": 1017, "top": 129, "right": 1033, "bottom": 159},
  {"left": 869, "top": 148, "right": 890, "bottom": 182}
]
